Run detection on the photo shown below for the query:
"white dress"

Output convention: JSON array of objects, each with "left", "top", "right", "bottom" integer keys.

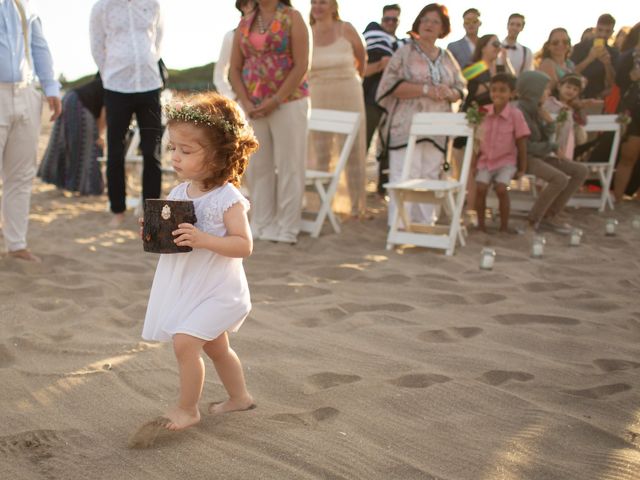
[{"left": 142, "top": 182, "right": 251, "bottom": 342}]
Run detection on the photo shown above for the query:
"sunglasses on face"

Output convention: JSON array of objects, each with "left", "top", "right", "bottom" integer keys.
[
  {"left": 491, "top": 40, "right": 501, "bottom": 48},
  {"left": 464, "top": 19, "right": 480, "bottom": 26},
  {"left": 550, "top": 39, "right": 570, "bottom": 46},
  {"left": 382, "top": 16, "right": 399, "bottom": 23}
]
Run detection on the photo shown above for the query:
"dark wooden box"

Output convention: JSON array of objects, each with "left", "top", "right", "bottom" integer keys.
[{"left": 142, "top": 199, "right": 197, "bottom": 254}]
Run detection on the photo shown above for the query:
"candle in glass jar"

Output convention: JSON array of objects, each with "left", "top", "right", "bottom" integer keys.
[
  {"left": 480, "top": 248, "right": 496, "bottom": 270},
  {"left": 531, "top": 235, "right": 545, "bottom": 258},
  {"left": 605, "top": 218, "right": 618, "bottom": 236},
  {"left": 569, "top": 228, "right": 583, "bottom": 246}
]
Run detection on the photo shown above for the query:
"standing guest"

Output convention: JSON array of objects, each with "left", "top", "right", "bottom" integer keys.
[
  {"left": 502, "top": 13, "right": 533, "bottom": 76},
  {"left": 536, "top": 28, "right": 575, "bottom": 92},
  {"left": 447, "top": 8, "right": 481, "bottom": 69},
  {"left": 516, "top": 70, "right": 588, "bottom": 233},
  {"left": 362, "top": 4, "right": 401, "bottom": 194},
  {"left": 613, "top": 27, "right": 631, "bottom": 51},
  {"left": 0, "top": 0, "right": 61, "bottom": 262},
  {"left": 377, "top": 3, "right": 466, "bottom": 227},
  {"left": 90, "top": 0, "right": 164, "bottom": 226},
  {"left": 472, "top": 73, "right": 529, "bottom": 233},
  {"left": 581, "top": 28, "right": 595, "bottom": 43},
  {"left": 308, "top": 0, "right": 367, "bottom": 218},
  {"left": 461, "top": 34, "right": 514, "bottom": 110},
  {"left": 571, "top": 14, "right": 619, "bottom": 100},
  {"left": 213, "top": 0, "right": 256, "bottom": 100},
  {"left": 613, "top": 23, "right": 640, "bottom": 202},
  {"left": 38, "top": 75, "right": 106, "bottom": 196},
  {"left": 229, "top": 0, "right": 310, "bottom": 244}
]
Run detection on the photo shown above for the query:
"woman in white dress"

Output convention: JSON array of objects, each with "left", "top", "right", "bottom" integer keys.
[{"left": 132, "top": 92, "right": 258, "bottom": 442}]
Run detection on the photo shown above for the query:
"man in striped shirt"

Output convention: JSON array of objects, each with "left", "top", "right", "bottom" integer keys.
[{"left": 362, "top": 4, "right": 400, "bottom": 193}]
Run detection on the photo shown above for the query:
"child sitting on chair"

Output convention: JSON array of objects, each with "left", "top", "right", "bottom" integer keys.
[
  {"left": 472, "top": 73, "right": 530, "bottom": 232},
  {"left": 544, "top": 73, "right": 588, "bottom": 161}
]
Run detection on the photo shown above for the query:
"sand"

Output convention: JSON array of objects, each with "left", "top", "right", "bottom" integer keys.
[{"left": 1, "top": 118, "right": 640, "bottom": 479}]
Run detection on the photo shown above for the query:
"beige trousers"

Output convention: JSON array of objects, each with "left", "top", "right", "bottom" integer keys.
[
  {"left": 526, "top": 155, "right": 589, "bottom": 224},
  {"left": 245, "top": 97, "right": 310, "bottom": 240},
  {"left": 0, "top": 83, "right": 42, "bottom": 251}
]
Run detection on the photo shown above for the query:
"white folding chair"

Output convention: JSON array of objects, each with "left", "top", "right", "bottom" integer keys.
[
  {"left": 566, "top": 114, "right": 621, "bottom": 211},
  {"left": 301, "top": 108, "right": 361, "bottom": 238},
  {"left": 385, "top": 112, "right": 475, "bottom": 256}
]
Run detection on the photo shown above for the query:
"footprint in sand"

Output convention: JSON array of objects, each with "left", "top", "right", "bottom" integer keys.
[
  {"left": 593, "top": 359, "right": 640, "bottom": 372},
  {"left": 480, "top": 370, "right": 534, "bottom": 386},
  {"left": 30, "top": 299, "right": 70, "bottom": 312},
  {"left": 339, "top": 302, "right": 414, "bottom": 314},
  {"left": 419, "top": 327, "right": 483, "bottom": 343},
  {"left": 564, "top": 383, "right": 632, "bottom": 399},
  {"left": 293, "top": 307, "right": 348, "bottom": 328},
  {"left": 0, "top": 344, "right": 15, "bottom": 368},
  {"left": 562, "top": 299, "right": 620, "bottom": 313},
  {"left": 308, "top": 265, "right": 362, "bottom": 281},
  {"left": 521, "top": 281, "right": 573, "bottom": 293},
  {"left": 304, "top": 372, "right": 361, "bottom": 393},
  {"left": 471, "top": 293, "right": 506, "bottom": 305},
  {"left": 251, "top": 284, "right": 331, "bottom": 302},
  {"left": 268, "top": 407, "right": 339, "bottom": 426},
  {"left": 494, "top": 313, "right": 580, "bottom": 326},
  {"left": 352, "top": 274, "right": 411, "bottom": 284},
  {"left": 388, "top": 373, "right": 451, "bottom": 388}
]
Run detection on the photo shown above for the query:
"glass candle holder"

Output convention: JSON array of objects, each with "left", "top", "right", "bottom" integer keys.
[
  {"left": 480, "top": 247, "right": 496, "bottom": 270},
  {"left": 632, "top": 215, "right": 640, "bottom": 230},
  {"left": 531, "top": 234, "right": 545, "bottom": 258},
  {"left": 569, "top": 228, "right": 583, "bottom": 246},
  {"left": 605, "top": 218, "right": 618, "bottom": 236}
]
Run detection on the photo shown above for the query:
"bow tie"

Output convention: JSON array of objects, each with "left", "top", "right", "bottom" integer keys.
[{"left": 503, "top": 44, "right": 517, "bottom": 50}]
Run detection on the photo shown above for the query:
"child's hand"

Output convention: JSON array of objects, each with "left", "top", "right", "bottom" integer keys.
[{"left": 172, "top": 223, "right": 208, "bottom": 249}]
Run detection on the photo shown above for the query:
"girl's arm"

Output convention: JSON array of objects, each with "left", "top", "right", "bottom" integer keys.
[
  {"left": 96, "top": 106, "right": 106, "bottom": 148},
  {"left": 172, "top": 202, "right": 253, "bottom": 258},
  {"left": 344, "top": 22, "right": 367, "bottom": 78}
]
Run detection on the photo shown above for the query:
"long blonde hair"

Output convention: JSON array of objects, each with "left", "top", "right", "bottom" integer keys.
[{"left": 309, "top": 0, "right": 340, "bottom": 25}]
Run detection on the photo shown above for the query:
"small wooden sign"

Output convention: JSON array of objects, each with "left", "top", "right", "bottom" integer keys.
[{"left": 143, "top": 199, "right": 197, "bottom": 254}]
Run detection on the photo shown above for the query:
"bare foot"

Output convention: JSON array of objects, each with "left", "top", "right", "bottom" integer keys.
[
  {"left": 109, "top": 213, "right": 126, "bottom": 227},
  {"left": 8, "top": 249, "right": 41, "bottom": 262},
  {"left": 161, "top": 405, "right": 201, "bottom": 431},
  {"left": 208, "top": 396, "right": 256, "bottom": 415}
]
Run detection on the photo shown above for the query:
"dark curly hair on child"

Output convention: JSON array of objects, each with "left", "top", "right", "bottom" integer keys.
[{"left": 167, "top": 92, "right": 259, "bottom": 190}]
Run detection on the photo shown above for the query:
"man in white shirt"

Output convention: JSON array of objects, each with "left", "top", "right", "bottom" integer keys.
[
  {"left": 1, "top": 0, "right": 61, "bottom": 261},
  {"left": 502, "top": 13, "right": 533, "bottom": 76},
  {"left": 90, "top": 0, "right": 164, "bottom": 225},
  {"left": 447, "top": 8, "right": 481, "bottom": 69}
]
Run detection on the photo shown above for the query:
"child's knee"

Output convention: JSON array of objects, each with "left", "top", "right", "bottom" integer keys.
[
  {"left": 495, "top": 183, "right": 508, "bottom": 196},
  {"left": 173, "top": 334, "right": 204, "bottom": 359}
]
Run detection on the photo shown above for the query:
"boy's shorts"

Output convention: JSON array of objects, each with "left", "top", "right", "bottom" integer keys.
[{"left": 476, "top": 165, "right": 517, "bottom": 186}]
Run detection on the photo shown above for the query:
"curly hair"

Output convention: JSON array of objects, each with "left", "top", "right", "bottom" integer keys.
[{"left": 167, "top": 92, "right": 258, "bottom": 190}]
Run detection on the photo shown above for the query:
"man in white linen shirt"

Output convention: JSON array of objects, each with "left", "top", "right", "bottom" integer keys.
[
  {"left": 90, "top": 0, "right": 164, "bottom": 225},
  {"left": 502, "top": 13, "right": 533, "bottom": 76},
  {"left": 0, "top": 0, "right": 61, "bottom": 262}
]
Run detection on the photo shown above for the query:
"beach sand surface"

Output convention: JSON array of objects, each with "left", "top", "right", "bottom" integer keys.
[{"left": 1, "top": 117, "right": 640, "bottom": 479}]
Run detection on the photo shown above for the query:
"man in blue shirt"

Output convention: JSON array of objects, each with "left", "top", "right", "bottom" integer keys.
[{"left": 0, "top": 0, "right": 61, "bottom": 261}]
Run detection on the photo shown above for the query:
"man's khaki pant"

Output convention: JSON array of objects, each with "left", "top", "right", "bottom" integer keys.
[{"left": 0, "top": 83, "right": 42, "bottom": 251}]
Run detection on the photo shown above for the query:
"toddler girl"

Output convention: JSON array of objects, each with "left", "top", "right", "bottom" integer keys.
[{"left": 131, "top": 92, "right": 258, "bottom": 447}]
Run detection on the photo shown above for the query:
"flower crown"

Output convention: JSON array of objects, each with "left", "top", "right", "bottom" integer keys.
[{"left": 165, "top": 103, "right": 237, "bottom": 134}]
